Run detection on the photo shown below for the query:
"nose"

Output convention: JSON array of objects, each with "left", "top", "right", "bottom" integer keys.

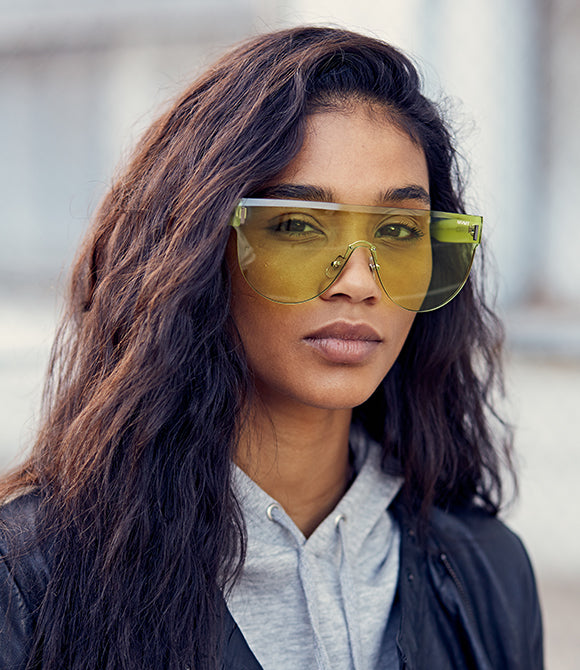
[{"left": 321, "top": 245, "right": 382, "bottom": 303}]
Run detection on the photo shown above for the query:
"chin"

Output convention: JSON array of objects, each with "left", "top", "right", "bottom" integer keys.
[
  {"left": 253, "top": 362, "right": 390, "bottom": 414},
  {"left": 294, "top": 381, "right": 384, "bottom": 411}
]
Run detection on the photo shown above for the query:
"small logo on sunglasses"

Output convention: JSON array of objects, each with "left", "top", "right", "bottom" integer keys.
[{"left": 457, "top": 220, "right": 480, "bottom": 241}]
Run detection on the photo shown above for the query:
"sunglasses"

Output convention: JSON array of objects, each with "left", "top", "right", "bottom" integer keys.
[{"left": 229, "top": 198, "right": 482, "bottom": 312}]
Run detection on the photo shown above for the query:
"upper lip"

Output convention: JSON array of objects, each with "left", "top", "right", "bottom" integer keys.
[{"left": 304, "top": 321, "right": 382, "bottom": 342}]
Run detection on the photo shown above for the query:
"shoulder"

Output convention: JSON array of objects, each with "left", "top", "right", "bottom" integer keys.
[
  {"left": 429, "top": 505, "right": 535, "bottom": 580},
  {"left": 0, "top": 491, "right": 51, "bottom": 668},
  {"left": 0, "top": 489, "right": 51, "bottom": 605},
  {"left": 429, "top": 505, "right": 543, "bottom": 666},
  {"left": 394, "top": 498, "right": 543, "bottom": 668},
  {"left": 0, "top": 489, "right": 43, "bottom": 535},
  {"left": 431, "top": 507, "right": 536, "bottom": 598},
  {"left": 396, "top": 500, "right": 538, "bottom": 590}
]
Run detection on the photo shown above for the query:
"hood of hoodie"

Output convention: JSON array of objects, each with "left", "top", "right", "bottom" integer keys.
[{"left": 226, "top": 425, "right": 403, "bottom": 670}]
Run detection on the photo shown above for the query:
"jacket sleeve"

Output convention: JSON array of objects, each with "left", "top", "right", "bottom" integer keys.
[{"left": 0, "top": 493, "right": 49, "bottom": 670}]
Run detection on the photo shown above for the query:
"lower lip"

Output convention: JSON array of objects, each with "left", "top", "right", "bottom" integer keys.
[{"left": 303, "top": 337, "right": 380, "bottom": 364}]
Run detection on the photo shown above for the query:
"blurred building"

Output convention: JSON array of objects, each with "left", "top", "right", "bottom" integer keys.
[{"left": 0, "top": 0, "right": 269, "bottom": 287}]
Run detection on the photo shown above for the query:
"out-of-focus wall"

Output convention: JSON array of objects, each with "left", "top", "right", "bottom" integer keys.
[
  {"left": 0, "top": 0, "right": 263, "bottom": 285},
  {"left": 545, "top": 0, "right": 580, "bottom": 306}
]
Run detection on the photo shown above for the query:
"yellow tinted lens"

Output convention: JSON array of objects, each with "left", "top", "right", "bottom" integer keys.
[
  {"left": 370, "top": 209, "right": 432, "bottom": 311},
  {"left": 234, "top": 205, "right": 338, "bottom": 302},
  {"left": 231, "top": 200, "right": 481, "bottom": 311},
  {"left": 419, "top": 213, "right": 480, "bottom": 311}
]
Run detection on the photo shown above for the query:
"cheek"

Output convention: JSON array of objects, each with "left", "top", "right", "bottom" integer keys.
[
  {"left": 229, "top": 264, "right": 287, "bottom": 364},
  {"left": 231, "top": 300, "right": 311, "bottom": 402},
  {"left": 231, "top": 292, "right": 294, "bottom": 362},
  {"left": 380, "top": 311, "right": 415, "bottom": 365}
]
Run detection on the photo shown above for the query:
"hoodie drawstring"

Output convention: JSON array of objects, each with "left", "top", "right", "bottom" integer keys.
[
  {"left": 266, "top": 503, "right": 332, "bottom": 670},
  {"left": 335, "top": 513, "right": 364, "bottom": 670}
]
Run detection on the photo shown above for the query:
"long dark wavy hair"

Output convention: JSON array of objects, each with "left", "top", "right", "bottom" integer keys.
[{"left": 0, "top": 26, "right": 513, "bottom": 669}]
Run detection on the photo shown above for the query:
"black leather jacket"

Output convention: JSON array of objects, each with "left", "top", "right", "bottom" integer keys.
[{"left": 1, "top": 493, "right": 543, "bottom": 669}]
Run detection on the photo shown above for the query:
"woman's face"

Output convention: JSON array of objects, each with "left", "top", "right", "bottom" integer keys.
[{"left": 229, "top": 103, "right": 430, "bottom": 413}]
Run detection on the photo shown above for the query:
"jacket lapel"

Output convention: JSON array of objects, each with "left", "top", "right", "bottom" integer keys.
[{"left": 223, "top": 608, "right": 263, "bottom": 670}]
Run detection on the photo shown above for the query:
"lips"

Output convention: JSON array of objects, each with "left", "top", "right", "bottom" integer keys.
[{"left": 303, "top": 321, "right": 382, "bottom": 364}]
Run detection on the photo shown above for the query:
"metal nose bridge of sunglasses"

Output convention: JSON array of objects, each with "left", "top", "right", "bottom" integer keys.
[{"left": 325, "top": 240, "right": 380, "bottom": 280}]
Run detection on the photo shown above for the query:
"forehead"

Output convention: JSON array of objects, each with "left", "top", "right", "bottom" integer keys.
[{"left": 270, "top": 105, "right": 429, "bottom": 207}]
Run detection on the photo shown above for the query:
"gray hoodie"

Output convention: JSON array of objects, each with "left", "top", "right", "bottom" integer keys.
[{"left": 227, "top": 426, "right": 402, "bottom": 670}]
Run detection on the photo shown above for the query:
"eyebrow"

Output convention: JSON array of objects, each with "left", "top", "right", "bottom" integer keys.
[
  {"left": 380, "top": 186, "right": 431, "bottom": 207},
  {"left": 253, "top": 184, "right": 333, "bottom": 202},
  {"left": 253, "top": 183, "right": 431, "bottom": 207}
]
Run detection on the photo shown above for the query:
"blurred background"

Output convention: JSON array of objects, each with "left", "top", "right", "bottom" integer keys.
[{"left": 1, "top": 0, "right": 579, "bottom": 666}]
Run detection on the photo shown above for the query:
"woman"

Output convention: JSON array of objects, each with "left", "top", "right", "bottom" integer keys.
[{"left": 0, "top": 26, "right": 542, "bottom": 669}]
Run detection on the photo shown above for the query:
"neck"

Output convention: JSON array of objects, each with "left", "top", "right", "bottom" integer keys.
[{"left": 235, "top": 393, "right": 353, "bottom": 538}]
